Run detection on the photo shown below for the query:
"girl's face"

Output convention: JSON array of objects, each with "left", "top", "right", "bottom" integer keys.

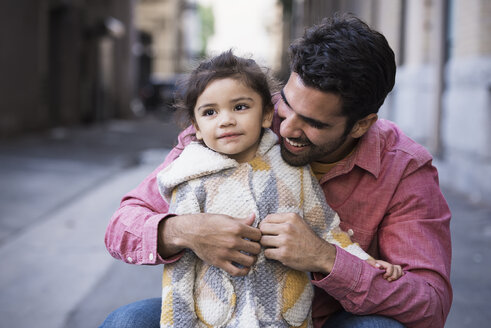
[{"left": 193, "top": 78, "right": 273, "bottom": 163}]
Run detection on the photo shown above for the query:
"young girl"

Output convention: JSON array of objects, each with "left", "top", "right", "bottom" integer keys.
[{"left": 157, "top": 50, "right": 402, "bottom": 328}]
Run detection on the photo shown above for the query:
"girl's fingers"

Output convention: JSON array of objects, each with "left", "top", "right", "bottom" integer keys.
[
  {"left": 387, "top": 265, "right": 404, "bottom": 281},
  {"left": 384, "top": 265, "right": 394, "bottom": 279},
  {"left": 366, "top": 259, "right": 404, "bottom": 282}
]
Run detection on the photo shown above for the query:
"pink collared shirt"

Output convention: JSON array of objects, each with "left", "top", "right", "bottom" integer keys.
[
  {"left": 309, "top": 119, "right": 452, "bottom": 328},
  {"left": 104, "top": 118, "right": 452, "bottom": 328}
]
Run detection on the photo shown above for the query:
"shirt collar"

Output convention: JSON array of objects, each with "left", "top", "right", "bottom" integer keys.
[
  {"left": 351, "top": 120, "right": 381, "bottom": 178},
  {"left": 319, "top": 120, "right": 381, "bottom": 182}
]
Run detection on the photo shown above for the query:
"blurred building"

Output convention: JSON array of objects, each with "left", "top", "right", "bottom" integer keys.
[
  {"left": 135, "top": 0, "right": 201, "bottom": 79},
  {"left": 0, "top": 0, "right": 200, "bottom": 138},
  {"left": 133, "top": 0, "right": 201, "bottom": 112},
  {"left": 0, "top": 0, "right": 137, "bottom": 137},
  {"left": 282, "top": 0, "right": 491, "bottom": 204},
  {"left": 198, "top": 0, "right": 283, "bottom": 72}
]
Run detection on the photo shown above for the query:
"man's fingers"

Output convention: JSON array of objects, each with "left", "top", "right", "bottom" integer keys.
[
  {"left": 260, "top": 235, "right": 281, "bottom": 248},
  {"left": 263, "top": 247, "right": 280, "bottom": 261},
  {"left": 220, "top": 250, "right": 258, "bottom": 276},
  {"left": 241, "top": 225, "right": 262, "bottom": 242},
  {"left": 262, "top": 212, "right": 302, "bottom": 225},
  {"left": 258, "top": 221, "right": 282, "bottom": 236},
  {"left": 229, "top": 251, "right": 257, "bottom": 268},
  {"left": 236, "top": 213, "right": 262, "bottom": 241},
  {"left": 243, "top": 213, "right": 256, "bottom": 226},
  {"left": 236, "top": 238, "right": 261, "bottom": 256},
  {"left": 262, "top": 213, "right": 286, "bottom": 224},
  {"left": 221, "top": 262, "right": 250, "bottom": 277}
]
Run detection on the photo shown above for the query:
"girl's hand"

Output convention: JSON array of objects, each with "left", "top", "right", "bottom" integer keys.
[{"left": 366, "top": 259, "right": 404, "bottom": 282}]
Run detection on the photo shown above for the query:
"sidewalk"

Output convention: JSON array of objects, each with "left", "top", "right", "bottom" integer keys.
[
  {"left": 444, "top": 187, "right": 491, "bottom": 327},
  {"left": 0, "top": 114, "right": 179, "bottom": 328},
  {"left": 0, "top": 115, "right": 489, "bottom": 327}
]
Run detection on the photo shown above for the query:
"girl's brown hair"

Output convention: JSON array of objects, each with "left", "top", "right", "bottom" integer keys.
[{"left": 174, "top": 50, "right": 277, "bottom": 127}]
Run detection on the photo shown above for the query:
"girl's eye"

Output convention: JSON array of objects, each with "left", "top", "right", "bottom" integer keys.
[
  {"left": 203, "top": 109, "right": 216, "bottom": 116},
  {"left": 235, "top": 104, "right": 249, "bottom": 111}
]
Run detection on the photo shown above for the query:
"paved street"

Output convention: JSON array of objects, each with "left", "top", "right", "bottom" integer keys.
[{"left": 0, "top": 115, "right": 489, "bottom": 328}]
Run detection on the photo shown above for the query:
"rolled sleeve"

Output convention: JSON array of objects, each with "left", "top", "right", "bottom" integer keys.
[
  {"left": 312, "top": 246, "right": 364, "bottom": 300},
  {"left": 145, "top": 213, "right": 184, "bottom": 264},
  {"left": 104, "top": 126, "right": 195, "bottom": 266}
]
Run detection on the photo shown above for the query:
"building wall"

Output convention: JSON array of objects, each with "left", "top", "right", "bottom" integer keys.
[
  {"left": 438, "top": 0, "right": 491, "bottom": 203},
  {"left": 292, "top": 0, "right": 491, "bottom": 204},
  {"left": 372, "top": 0, "right": 403, "bottom": 65},
  {"left": 0, "top": 0, "right": 137, "bottom": 138},
  {"left": 135, "top": 0, "right": 181, "bottom": 78},
  {"left": 0, "top": 0, "right": 203, "bottom": 137},
  {"left": 376, "top": 0, "right": 491, "bottom": 204},
  {"left": 135, "top": 0, "right": 201, "bottom": 79},
  {"left": 1, "top": 0, "right": 50, "bottom": 136},
  {"left": 388, "top": 0, "right": 437, "bottom": 146}
]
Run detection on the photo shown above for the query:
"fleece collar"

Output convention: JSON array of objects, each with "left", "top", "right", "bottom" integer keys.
[{"left": 158, "top": 129, "right": 278, "bottom": 191}]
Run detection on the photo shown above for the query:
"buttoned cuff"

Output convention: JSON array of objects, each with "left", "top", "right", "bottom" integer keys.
[
  {"left": 312, "top": 245, "right": 364, "bottom": 300},
  {"left": 142, "top": 213, "right": 183, "bottom": 265}
]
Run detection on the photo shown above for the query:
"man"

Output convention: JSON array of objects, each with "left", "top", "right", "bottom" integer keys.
[{"left": 103, "top": 14, "right": 452, "bottom": 328}]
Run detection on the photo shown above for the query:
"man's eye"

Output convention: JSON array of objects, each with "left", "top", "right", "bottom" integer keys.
[
  {"left": 304, "top": 118, "right": 328, "bottom": 129},
  {"left": 309, "top": 121, "right": 324, "bottom": 129},
  {"left": 235, "top": 104, "right": 248, "bottom": 111}
]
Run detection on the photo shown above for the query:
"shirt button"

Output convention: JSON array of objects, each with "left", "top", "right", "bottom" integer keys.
[
  {"left": 127, "top": 257, "right": 133, "bottom": 263},
  {"left": 149, "top": 253, "right": 154, "bottom": 261},
  {"left": 347, "top": 229, "right": 354, "bottom": 236}
]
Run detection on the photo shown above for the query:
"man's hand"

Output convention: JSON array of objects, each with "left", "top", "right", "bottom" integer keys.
[
  {"left": 259, "top": 213, "right": 337, "bottom": 274},
  {"left": 159, "top": 213, "right": 262, "bottom": 276}
]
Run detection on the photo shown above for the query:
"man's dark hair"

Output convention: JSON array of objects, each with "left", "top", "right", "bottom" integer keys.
[{"left": 289, "top": 13, "right": 396, "bottom": 131}]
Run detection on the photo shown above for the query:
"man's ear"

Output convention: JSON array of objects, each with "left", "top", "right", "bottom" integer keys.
[
  {"left": 262, "top": 108, "right": 274, "bottom": 128},
  {"left": 349, "top": 113, "right": 378, "bottom": 138}
]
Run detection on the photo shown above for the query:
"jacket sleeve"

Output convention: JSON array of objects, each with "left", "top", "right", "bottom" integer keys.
[
  {"left": 301, "top": 167, "right": 371, "bottom": 261},
  {"left": 167, "top": 181, "right": 202, "bottom": 216},
  {"left": 312, "top": 161, "right": 452, "bottom": 328},
  {"left": 104, "top": 126, "right": 196, "bottom": 265}
]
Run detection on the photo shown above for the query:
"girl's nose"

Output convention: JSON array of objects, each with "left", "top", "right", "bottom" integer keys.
[{"left": 219, "top": 111, "right": 236, "bottom": 127}]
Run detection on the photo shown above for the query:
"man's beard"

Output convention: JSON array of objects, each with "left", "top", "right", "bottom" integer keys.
[{"left": 280, "top": 134, "right": 348, "bottom": 167}]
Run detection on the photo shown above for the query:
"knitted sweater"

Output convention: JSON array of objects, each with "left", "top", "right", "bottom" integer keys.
[{"left": 157, "top": 129, "right": 369, "bottom": 328}]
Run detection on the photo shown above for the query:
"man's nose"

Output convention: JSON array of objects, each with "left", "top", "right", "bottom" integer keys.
[{"left": 278, "top": 103, "right": 302, "bottom": 138}]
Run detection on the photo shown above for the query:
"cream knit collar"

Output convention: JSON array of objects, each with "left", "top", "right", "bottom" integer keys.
[{"left": 158, "top": 129, "right": 278, "bottom": 192}]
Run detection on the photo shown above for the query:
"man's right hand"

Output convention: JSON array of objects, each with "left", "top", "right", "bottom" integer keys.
[{"left": 158, "top": 213, "right": 262, "bottom": 276}]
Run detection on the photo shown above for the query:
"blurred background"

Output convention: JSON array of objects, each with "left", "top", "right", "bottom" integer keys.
[{"left": 0, "top": 0, "right": 490, "bottom": 327}]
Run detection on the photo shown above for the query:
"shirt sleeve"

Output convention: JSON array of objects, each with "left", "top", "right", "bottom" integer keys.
[
  {"left": 104, "top": 126, "right": 196, "bottom": 265},
  {"left": 313, "top": 160, "right": 452, "bottom": 328}
]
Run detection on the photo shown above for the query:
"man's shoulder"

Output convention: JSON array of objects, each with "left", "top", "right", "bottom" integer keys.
[{"left": 374, "top": 119, "right": 432, "bottom": 166}]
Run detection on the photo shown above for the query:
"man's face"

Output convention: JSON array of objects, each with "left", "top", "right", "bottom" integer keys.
[{"left": 278, "top": 73, "right": 357, "bottom": 166}]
